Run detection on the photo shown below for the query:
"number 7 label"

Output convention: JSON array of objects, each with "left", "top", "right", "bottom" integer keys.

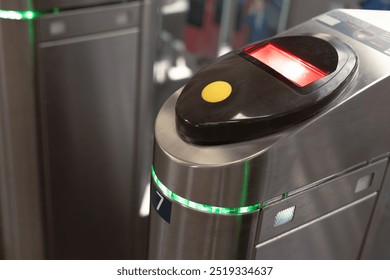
[
  {"left": 156, "top": 191, "right": 164, "bottom": 211},
  {"left": 151, "top": 182, "right": 172, "bottom": 223}
]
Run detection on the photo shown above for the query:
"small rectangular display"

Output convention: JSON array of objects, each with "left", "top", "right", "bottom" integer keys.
[{"left": 248, "top": 43, "right": 327, "bottom": 87}]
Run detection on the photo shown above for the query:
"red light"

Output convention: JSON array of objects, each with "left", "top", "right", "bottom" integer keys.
[{"left": 248, "top": 43, "right": 327, "bottom": 87}]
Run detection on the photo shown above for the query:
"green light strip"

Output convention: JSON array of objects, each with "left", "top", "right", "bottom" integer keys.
[
  {"left": 151, "top": 166, "right": 261, "bottom": 215},
  {"left": 0, "top": 10, "right": 43, "bottom": 20}
]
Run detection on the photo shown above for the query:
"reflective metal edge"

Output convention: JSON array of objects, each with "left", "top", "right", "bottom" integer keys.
[{"left": 0, "top": 18, "right": 44, "bottom": 259}]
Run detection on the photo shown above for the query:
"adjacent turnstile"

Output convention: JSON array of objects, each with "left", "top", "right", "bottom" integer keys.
[
  {"left": 0, "top": 0, "right": 156, "bottom": 259},
  {"left": 149, "top": 9, "right": 390, "bottom": 259}
]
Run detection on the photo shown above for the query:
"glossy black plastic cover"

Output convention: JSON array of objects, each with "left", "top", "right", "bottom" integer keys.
[{"left": 175, "top": 34, "right": 358, "bottom": 145}]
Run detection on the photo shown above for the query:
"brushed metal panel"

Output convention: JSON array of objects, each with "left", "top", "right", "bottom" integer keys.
[
  {"left": 361, "top": 159, "right": 390, "bottom": 259},
  {"left": 258, "top": 159, "right": 387, "bottom": 243},
  {"left": 36, "top": 3, "right": 140, "bottom": 42},
  {"left": 0, "top": 0, "right": 28, "bottom": 10},
  {"left": 285, "top": 0, "right": 334, "bottom": 29},
  {"left": 255, "top": 193, "right": 377, "bottom": 259},
  {"left": 32, "top": 0, "right": 122, "bottom": 10},
  {"left": 30, "top": 0, "right": 55, "bottom": 10},
  {"left": 363, "top": 193, "right": 390, "bottom": 259},
  {"left": 0, "top": 20, "right": 44, "bottom": 259},
  {"left": 55, "top": 0, "right": 122, "bottom": 10},
  {"left": 1, "top": 0, "right": 124, "bottom": 11},
  {"left": 38, "top": 29, "right": 139, "bottom": 259},
  {"left": 148, "top": 185, "right": 260, "bottom": 260},
  {"left": 132, "top": 0, "right": 158, "bottom": 260}
]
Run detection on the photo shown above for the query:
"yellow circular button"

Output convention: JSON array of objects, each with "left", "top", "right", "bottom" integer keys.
[{"left": 201, "top": 81, "right": 232, "bottom": 103}]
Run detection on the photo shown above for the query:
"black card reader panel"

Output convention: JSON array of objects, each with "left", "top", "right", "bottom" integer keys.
[{"left": 175, "top": 34, "right": 358, "bottom": 145}]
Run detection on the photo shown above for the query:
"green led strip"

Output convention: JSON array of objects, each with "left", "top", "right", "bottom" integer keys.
[
  {"left": 0, "top": 10, "right": 44, "bottom": 20},
  {"left": 151, "top": 166, "right": 261, "bottom": 215}
]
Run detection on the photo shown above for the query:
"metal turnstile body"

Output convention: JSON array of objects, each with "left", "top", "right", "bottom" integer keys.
[
  {"left": 0, "top": 0, "right": 156, "bottom": 259},
  {"left": 149, "top": 9, "right": 390, "bottom": 259}
]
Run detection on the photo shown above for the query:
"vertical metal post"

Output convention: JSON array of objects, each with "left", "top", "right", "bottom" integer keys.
[
  {"left": 277, "top": 0, "right": 291, "bottom": 33},
  {"left": 217, "top": 0, "right": 237, "bottom": 56}
]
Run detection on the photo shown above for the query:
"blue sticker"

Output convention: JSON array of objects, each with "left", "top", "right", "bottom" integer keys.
[{"left": 151, "top": 182, "right": 172, "bottom": 223}]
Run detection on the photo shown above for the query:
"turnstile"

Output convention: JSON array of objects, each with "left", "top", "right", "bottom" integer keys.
[
  {"left": 149, "top": 9, "right": 390, "bottom": 259},
  {"left": 0, "top": 0, "right": 156, "bottom": 259}
]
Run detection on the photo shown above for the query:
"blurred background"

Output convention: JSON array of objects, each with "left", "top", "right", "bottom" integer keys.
[{"left": 0, "top": 0, "right": 389, "bottom": 260}]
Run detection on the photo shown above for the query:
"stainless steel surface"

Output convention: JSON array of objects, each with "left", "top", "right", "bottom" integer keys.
[
  {"left": 149, "top": 192, "right": 260, "bottom": 259},
  {"left": 36, "top": 3, "right": 140, "bottom": 42},
  {"left": 361, "top": 158, "right": 390, "bottom": 259},
  {"left": 258, "top": 159, "right": 387, "bottom": 243},
  {"left": 0, "top": 20, "right": 44, "bottom": 259},
  {"left": 0, "top": 0, "right": 124, "bottom": 10},
  {"left": 132, "top": 0, "right": 158, "bottom": 259},
  {"left": 36, "top": 2, "right": 152, "bottom": 259},
  {"left": 0, "top": 0, "right": 29, "bottom": 10},
  {"left": 151, "top": 9, "right": 390, "bottom": 259},
  {"left": 217, "top": 0, "right": 237, "bottom": 55},
  {"left": 255, "top": 193, "right": 377, "bottom": 259},
  {"left": 363, "top": 193, "right": 390, "bottom": 259},
  {"left": 30, "top": 0, "right": 53, "bottom": 10},
  {"left": 276, "top": 0, "right": 291, "bottom": 33},
  {"left": 38, "top": 27, "right": 139, "bottom": 259},
  {"left": 32, "top": 0, "right": 123, "bottom": 10},
  {"left": 0, "top": 216, "right": 2, "bottom": 258},
  {"left": 284, "top": 0, "right": 336, "bottom": 29},
  {"left": 54, "top": 0, "right": 122, "bottom": 10}
]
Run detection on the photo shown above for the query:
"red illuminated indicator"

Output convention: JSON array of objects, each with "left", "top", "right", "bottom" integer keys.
[{"left": 248, "top": 43, "right": 327, "bottom": 87}]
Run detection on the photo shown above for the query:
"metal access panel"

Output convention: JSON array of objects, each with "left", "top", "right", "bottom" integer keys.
[
  {"left": 256, "top": 194, "right": 377, "bottom": 259},
  {"left": 36, "top": 3, "right": 140, "bottom": 259},
  {"left": 255, "top": 159, "right": 387, "bottom": 259}
]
